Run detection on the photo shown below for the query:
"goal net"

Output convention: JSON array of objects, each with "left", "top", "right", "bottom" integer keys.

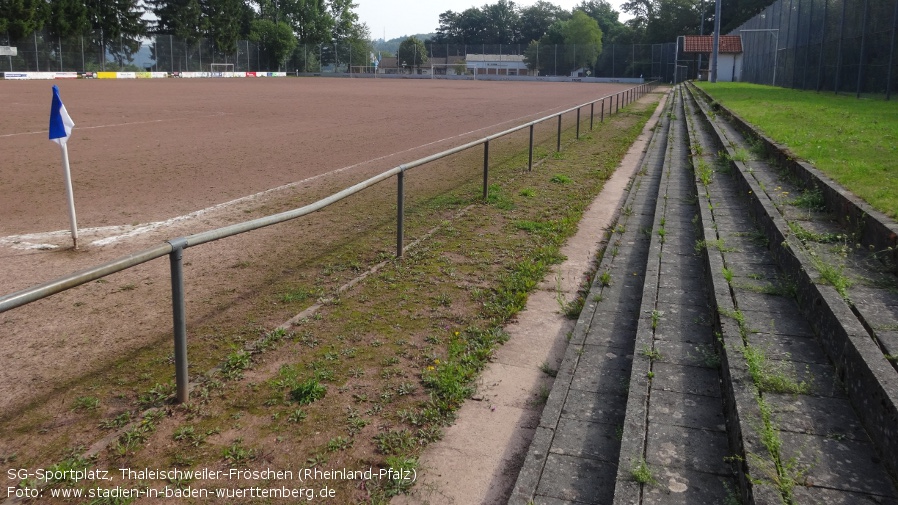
[{"left": 210, "top": 63, "right": 235, "bottom": 75}]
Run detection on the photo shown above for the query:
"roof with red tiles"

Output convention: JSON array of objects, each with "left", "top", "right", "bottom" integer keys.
[{"left": 683, "top": 35, "right": 743, "bottom": 54}]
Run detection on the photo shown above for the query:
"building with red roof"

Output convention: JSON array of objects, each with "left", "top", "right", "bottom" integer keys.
[{"left": 680, "top": 35, "right": 744, "bottom": 82}]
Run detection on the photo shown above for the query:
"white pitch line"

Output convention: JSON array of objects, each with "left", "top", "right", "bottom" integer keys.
[
  {"left": 0, "top": 112, "right": 231, "bottom": 139},
  {"left": 1, "top": 101, "right": 584, "bottom": 249}
]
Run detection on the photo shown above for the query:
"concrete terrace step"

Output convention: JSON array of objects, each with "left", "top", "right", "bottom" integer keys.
[
  {"left": 509, "top": 89, "right": 672, "bottom": 505},
  {"left": 683, "top": 83, "right": 898, "bottom": 504},
  {"left": 509, "top": 84, "right": 898, "bottom": 505}
]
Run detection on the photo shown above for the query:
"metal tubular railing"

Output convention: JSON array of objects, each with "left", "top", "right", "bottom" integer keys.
[{"left": 0, "top": 81, "right": 657, "bottom": 402}]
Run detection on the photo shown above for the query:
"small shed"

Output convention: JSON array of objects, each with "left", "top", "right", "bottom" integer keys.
[{"left": 681, "top": 35, "right": 743, "bottom": 82}]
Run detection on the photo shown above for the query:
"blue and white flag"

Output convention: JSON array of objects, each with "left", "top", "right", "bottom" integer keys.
[{"left": 49, "top": 85, "right": 75, "bottom": 145}]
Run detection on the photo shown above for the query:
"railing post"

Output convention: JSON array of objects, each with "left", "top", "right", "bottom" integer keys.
[
  {"left": 601, "top": 98, "right": 605, "bottom": 123},
  {"left": 616, "top": 93, "right": 620, "bottom": 113},
  {"left": 483, "top": 141, "right": 490, "bottom": 198},
  {"left": 576, "top": 108, "right": 580, "bottom": 139},
  {"left": 397, "top": 171, "right": 405, "bottom": 257},
  {"left": 168, "top": 237, "right": 190, "bottom": 404},
  {"left": 590, "top": 102, "right": 594, "bottom": 130},
  {"left": 528, "top": 125, "right": 534, "bottom": 171},
  {"left": 556, "top": 114, "right": 562, "bottom": 152}
]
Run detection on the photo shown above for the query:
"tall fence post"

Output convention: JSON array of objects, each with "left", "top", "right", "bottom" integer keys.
[
  {"left": 857, "top": 0, "right": 870, "bottom": 98},
  {"left": 835, "top": 0, "right": 847, "bottom": 94},
  {"left": 887, "top": 0, "right": 898, "bottom": 100},
  {"left": 816, "top": 0, "right": 828, "bottom": 92},
  {"left": 576, "top": 108, "right": 581, "bottom": 139},
  {"left": 483, "top": 141, "right": 490, "bottom": 198},
  {"left": 528, "top": 125, "right": 534, "bottom": 171},
  {"left": 556, "top": 114, "right": 562, "bottom": 152},
  {"left": 397, "top": 171, "right": 405, "bottom": 257},
  {"left": 167, "top": 238, "right": 190, "bottom": 404}
]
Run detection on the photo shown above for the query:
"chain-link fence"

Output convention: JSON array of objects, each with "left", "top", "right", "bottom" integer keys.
[
  {"left": 0, "top": 30, "right": 271, "bottom": 73},
  {"left": 3, "top": 30, "right": 682, "bottom": 81},
  {"left": 734, "top": 0, "right": 898, "bottom": 98}
]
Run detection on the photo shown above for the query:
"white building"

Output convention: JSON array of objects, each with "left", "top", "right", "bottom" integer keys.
[
  {"left": 465, "top": 54, "right": 534, "bottom": 77},
  {"left": 681, "top": 35, "right": 744, "bottom": 82}
]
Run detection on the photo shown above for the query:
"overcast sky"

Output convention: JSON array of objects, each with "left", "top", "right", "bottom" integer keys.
[{"left": 355, "top": 0, "right": 630, "bottom": 41}]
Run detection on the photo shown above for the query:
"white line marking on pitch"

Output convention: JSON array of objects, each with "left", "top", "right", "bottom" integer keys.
[
  {"left": 0, "top": 112, "right": 231, "bottom": 139},
  {"left": 0, "top": 102, "right": 584, "bottom": 249}
]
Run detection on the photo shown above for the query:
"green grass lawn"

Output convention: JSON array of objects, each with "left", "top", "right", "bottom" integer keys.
[{"left": 695, "top": 82, "right": 898, "bottom": 219}]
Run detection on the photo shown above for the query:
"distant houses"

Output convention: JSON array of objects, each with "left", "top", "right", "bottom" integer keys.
[{"left": 375, "top": 54, "right": 534, "bottom": 76}]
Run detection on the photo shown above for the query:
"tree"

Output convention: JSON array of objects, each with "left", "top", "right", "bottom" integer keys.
[
  {"left": 342, "top": 21, "right": 372, "bottom": 71},
  {"left": 47, "top": 0, "right": 89, "bottom": 39},
  {"left": 0, "top": 0, "right": 49, "bottom": 40},
  {"left": 282, "top": 0, "right": 331, "bottom": 44},
  {"left": 519, "top": 1, "right": 569, "bottom": 44},
  {"left": 397, "top": 36, "right": 427, "bottom": 71},
  {"left": 85, "top": 0, "right": 147, "bottom": 67},
  {"left": 432, "top": 10, "right": 462, "bottom": 44},
  {"left": 458, "top": 7, "right": 491, "bottom": 43},
  {"left": 647, "top": 0, "right": 700, "bottom": 44},
  {"left": 204, "top": 0, "right": 248, "bottom": 55},
  {"left": 481, "top": 0, "right": 520, "bottom": 45},
  {"left": 150, "top": 0, "right": 206, "bottom": 43},
  {"left": 564, "top": 11, "right": 602, "bottom": 71},
  {"left": 576, "top": 0, "right": 631, "bottom": 44},
  {"left": 523, "top": 19, "right": 565, "bottom": 75},
  {"left": 249, "top": 18, "right": 297, "bottom": 70}
]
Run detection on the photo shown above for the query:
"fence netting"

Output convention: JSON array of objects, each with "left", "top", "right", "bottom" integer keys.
[
  {"left": 734, "top": 0, "right": 898, "bottom": 97},
  {"left": 2, "top": 31, "right": 681, "bottom": 81}
]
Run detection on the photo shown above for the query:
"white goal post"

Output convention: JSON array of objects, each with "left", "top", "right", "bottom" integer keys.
[{"left": 210, "top": 63, "right": 234, "bottom": 74}]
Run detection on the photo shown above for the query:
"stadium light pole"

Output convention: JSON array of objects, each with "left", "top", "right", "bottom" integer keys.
[
  {"left": 698, "top": 0, "right": 706, "bottom": 79},
  {"left": 740, "top": 29, "right": 779, "bottom": 86},
  {"left": 710, "top": 0, "right": 721, "bottom": 82}
]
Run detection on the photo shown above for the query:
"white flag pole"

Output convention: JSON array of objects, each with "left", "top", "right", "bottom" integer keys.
[
  {"left": 49, "top": 85, "right": 78, "bottom": 249},
  {"left": 59, "top": 142, "right": 79, "bottom": 249}
]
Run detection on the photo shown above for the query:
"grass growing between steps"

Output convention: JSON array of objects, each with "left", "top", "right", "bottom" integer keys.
[{"left": 695, "top": 82, "right": 898, "bottom": 220}]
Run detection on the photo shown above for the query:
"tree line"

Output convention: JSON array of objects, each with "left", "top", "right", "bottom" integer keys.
[
  {"left": 430, "top": 0, "right": 770, "bottom": 47},
  {"left": 1, "top": 0, "right": 770, "bottom": 72},
  {"left": 0, "top": 0, "right": 371, "bottom": 70}
]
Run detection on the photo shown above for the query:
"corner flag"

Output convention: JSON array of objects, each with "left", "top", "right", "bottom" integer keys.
[
  {"left": 48, "top": 85, "right": 79, "bottom": 248},
  {"left": 49, "top": 85, "right": 75, "bottom": 145}
]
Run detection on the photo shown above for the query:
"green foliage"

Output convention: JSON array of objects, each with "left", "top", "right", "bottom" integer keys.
[
  {"left": 630, "top": 458, "right": 656, "bottom": 484},
  {"left": 221, "top": 350, "right": 252, "bottom": 380},
  {"left": 397, "top": 36, "right": 428, "bottom": 69},
  {"left": 697, "top": 83, "right": 898, "bottom": 220},
  {"left": 810, "top": 256, "right": 852, "bottom": 300},
  {"left": 422, "top": 327, "right": 508, "bottom": 415},
  {"left": 0, "top": 0, "right": 49, "bottom": 39},
  {"left": 790, "top": 188, "right": 827, "bottom": 211},
  {"left": 290, "top": 378, "right": 327, "bottom": 405},
  {"left": 222, "top": 439, "right": 255, "bottom": 464},
  {"left": 550, "top": 173, "right": 573, "bottom": 184},
  {"left": 249, "top": 19, "right": 298, "bottom": 70},
  {"left": 742, "top": 345, "right": 809, "bottom": 394},
  {"left": 73, "top": 396, "right": 100, "bottom": 411},
  {"left": 787, "top": 222, "right": 840, "bottom": 243},
  {"left": 562, "top": 11, "right": 603, "bottom": 69}
]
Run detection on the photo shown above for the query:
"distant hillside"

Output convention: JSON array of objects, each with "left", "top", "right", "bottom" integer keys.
[{"left": 373, "top": 33, "right": 436, "bottom": 54}]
